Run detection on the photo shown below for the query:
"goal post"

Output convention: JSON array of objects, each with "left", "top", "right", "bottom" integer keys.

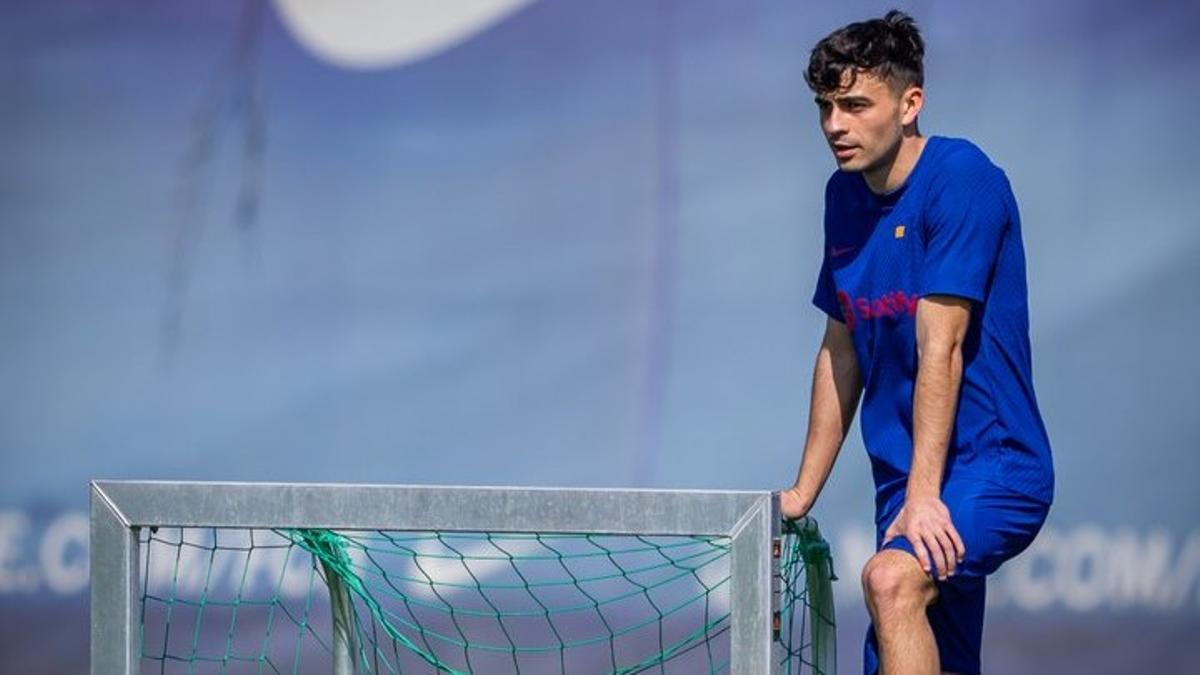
[{"left": 90, "top": 480, "right": 835, "bottom": 674}]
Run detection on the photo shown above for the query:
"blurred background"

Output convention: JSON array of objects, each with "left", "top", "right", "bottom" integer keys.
[{"left": 2, "top": 0, "right": 1198, "bottom": 672}]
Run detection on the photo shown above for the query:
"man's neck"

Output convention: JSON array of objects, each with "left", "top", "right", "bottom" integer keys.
[{"left": 864, "top": 133, "right": 927, "bottom": 195}]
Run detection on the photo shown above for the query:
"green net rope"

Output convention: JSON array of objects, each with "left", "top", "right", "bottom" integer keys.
[{"left": 137, "top": 519, "right": 834, "bottom": 673}]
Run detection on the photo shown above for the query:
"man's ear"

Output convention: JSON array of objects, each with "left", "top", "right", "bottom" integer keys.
[{"left": 901, "top": 86, "right": 924, "bottom": 126}]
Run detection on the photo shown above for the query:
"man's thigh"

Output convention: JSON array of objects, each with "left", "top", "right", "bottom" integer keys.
[
  {"left": 876, "top": 476, "right": 1049, "bottom": 577},
  {"left": 869, "top": 477, "right": 1050, "bottom": 674}
]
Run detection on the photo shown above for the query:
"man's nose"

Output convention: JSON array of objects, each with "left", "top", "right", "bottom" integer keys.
[{"left": 823, "top": 108, "right": 847, "bottom": 137}]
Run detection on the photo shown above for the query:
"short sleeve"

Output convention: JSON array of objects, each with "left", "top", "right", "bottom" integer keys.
[
  {"left": 812, "top": 173, "right": 846, "bottom": 322},
  {"left": 812, "top": 253, "right": 844, "bottom": 322},
  {"left": 918, "top": 167, "right": 1011, "bottom": 303}
]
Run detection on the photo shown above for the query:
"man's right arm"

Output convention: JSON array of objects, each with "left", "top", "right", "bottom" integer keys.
[{"left": 782, "top": 316, "right": 863, "bottom": 519}]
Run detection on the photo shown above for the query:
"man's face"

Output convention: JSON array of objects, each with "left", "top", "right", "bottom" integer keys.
[{"left": 815, "top": 70, "right": 916, "bottom": 174}]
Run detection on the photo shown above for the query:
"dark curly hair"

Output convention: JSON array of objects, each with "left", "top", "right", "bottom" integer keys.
[{"left": 805, "top": 10, "right": 925, "bottom": 95}]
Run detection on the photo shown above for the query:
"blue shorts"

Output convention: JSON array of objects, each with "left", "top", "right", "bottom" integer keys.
[{"left": 863, "top": 476, "right": 1049, "bottom": 675}]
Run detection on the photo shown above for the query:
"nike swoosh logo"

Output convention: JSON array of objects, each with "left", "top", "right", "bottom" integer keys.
[{"left": 831, "top": 246, "right": 856, "bottom": 258}]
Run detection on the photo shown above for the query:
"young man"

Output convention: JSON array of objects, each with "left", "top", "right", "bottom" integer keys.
[{"left": 779, "top": 11, "right": 1054, "bottom": 675}]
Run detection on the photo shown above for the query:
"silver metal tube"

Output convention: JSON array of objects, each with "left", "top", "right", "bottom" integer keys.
[
  {"left": 90, "top": 481, "right": 140, "bottom": 675},
  {"left": 323, "top": 558, "right": 360, "bottom": 675}
]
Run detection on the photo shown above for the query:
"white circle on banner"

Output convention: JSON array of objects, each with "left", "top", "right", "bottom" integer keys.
[{"left": 272, "top": 0, "right": 535, "bottom": 70}]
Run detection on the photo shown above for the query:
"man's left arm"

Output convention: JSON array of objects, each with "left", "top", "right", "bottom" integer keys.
[
  {"left": 885, "top": 156, "right": 1013, "bottom": 578},
  {"left": 883, "top": 295, "right": 970, "bottom": 580}
]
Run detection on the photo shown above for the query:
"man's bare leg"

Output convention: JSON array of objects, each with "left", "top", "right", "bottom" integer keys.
[{"left": 862, "top": 549, "right": 939, "bottom": 674}]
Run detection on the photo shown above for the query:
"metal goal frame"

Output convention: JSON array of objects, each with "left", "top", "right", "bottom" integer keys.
[{"left": 91, "top": 480, "right": 807, "bottom": 674}]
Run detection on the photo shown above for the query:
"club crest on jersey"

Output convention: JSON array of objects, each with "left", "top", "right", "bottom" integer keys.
[{"left": 894, "top": 225, "right": 906, "bottom": 239}]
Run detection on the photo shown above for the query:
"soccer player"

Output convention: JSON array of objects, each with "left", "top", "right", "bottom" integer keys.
[{"left": 779, "top": 11, "right": 1054, "bottom": 675}]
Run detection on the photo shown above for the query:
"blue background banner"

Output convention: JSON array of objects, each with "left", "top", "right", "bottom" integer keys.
[{"left": 2, "top": 1, "right": 1198, "bottom": 672}]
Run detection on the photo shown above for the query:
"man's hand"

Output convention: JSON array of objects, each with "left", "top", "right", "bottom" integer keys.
[
  {"left": 780, "top": 487, "right": 810, "bottom": 520},
  {"left": 882, "top": 495, "right": 965, "bottom": 580}
]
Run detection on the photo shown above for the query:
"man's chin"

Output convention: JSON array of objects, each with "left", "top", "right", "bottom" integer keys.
[{"left": 835, "top": 157, "right": 865, "bottom": 172}]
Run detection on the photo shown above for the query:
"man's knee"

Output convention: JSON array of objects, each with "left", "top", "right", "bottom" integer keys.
[{"left": 861, "top": 549, "right": 936, "bottom": 615}]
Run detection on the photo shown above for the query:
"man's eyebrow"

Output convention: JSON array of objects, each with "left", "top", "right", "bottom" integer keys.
[{"left": 814, "top": 94, "right": 871, "bottom": 105}]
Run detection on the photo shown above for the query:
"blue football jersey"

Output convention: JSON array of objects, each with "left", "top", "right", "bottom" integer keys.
[{"left": 813, "top": 136, "right": 1054, "bottom": 504}]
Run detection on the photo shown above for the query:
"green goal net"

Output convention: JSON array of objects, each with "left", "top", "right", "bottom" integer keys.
[{"left": 135, "top": 520, "right": 835, "bottom": 673}]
